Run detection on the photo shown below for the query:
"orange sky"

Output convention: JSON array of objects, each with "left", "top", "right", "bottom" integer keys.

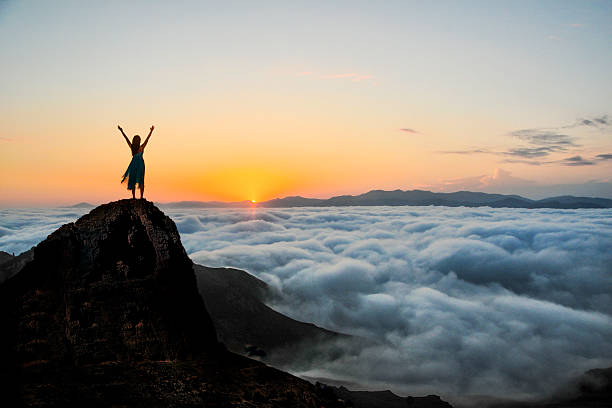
[{"left": 1, "top": 2, "right": 611, "bottom": 206}]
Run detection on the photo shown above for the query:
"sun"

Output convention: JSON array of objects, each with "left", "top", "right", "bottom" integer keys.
[{"left": 250, "top": 199, "right": 256, "bottom": 204}]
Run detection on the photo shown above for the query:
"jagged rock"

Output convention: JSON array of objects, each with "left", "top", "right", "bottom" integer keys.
[{"left": 0, "top": 200, "right": 345, "bottom": 407}]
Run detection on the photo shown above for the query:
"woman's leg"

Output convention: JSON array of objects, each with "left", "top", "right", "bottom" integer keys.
[
  {"left": 131, "top": 187, "right": 136, "bottom": 199},
  {"left": 139, "top": 185, "right": 144, "bottom": 199}
]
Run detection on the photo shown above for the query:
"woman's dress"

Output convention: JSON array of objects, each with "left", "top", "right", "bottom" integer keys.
[{"left": 121, "top": 151, "right": 145, "bottom": 189}]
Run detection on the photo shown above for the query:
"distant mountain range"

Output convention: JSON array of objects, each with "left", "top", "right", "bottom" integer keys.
[
  {"left": 65, "top": 202, "right": 96, "bottom": 208},
  {"left": 162, "top": 189, "right": 612, "bottom": 209}
]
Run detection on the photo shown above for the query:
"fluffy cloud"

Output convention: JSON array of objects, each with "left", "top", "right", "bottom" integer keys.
[
  {"left": 162, "top": 206, "right": 612, "bottom": 401},
  {"left": 0, "top": 207, "right": 90, "bottom": 254},
  {"left": 2, "top": 205, "right": 612, "bottom": 403}
]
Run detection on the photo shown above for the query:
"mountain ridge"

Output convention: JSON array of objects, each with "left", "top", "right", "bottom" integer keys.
[{"left": 161, "top": 189, "right": 612, "bottom": 209}]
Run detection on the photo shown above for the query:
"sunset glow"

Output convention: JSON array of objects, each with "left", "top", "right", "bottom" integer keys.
[{"left": 1, "top": 1, "right": 611, "bottom": 206}]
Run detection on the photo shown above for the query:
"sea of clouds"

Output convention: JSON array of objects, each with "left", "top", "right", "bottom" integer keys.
[
  {"left": 0, "top": 207, "right": 91, "bottom": 255},
  {"left": 1, "top": 204, "right": 612, "bottom": 402}
]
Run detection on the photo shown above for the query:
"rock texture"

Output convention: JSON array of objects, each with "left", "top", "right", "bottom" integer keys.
[{"left": 0, "top": 200, "right": 345, "bottom": 407}]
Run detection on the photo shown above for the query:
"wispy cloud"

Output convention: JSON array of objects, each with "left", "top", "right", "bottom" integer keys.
[
  {"left": 0, "top": 137, "right": 13, "bottom": 142},
  {"left": 569, "top": 23, "right": 583, "bottom": 28},
  {"left": 510, "top": 129, "right": 578, "bottom": 148},
  {"left": 504, "top": 146, "right": 563, "bottom": 158},
  {"left": 570, "top": 115, "right": 610, "bottom": 129},
  {"left": 501, "top": 159, "right": 543, "bottom": 166},
  {"left": 442, "top": 115, "right": 612, "bottom": 168},
  {"left": 439, "top": 148, "right": 490, "bottom": 155},
  {"left": 560, "top": 155, "right": 596, "bottom": 166},
  {"left": 441, "top": 146, "right": 561, "bottom": 160},
  {"left": 399, "top": 128, "right": 420, "bottom": 134}
]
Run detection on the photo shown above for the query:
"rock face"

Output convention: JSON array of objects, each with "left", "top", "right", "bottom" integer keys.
[{"left": 0, "top": 200, "right": 344, "bottom": 407}]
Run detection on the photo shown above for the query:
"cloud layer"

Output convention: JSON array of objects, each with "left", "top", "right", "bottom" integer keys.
[
  {"left": 0, "top": 207, "right": 90, "bottom": 255},
  {"left": 1, "top": 205, "right": 611, "bottom": 402},
  {"left": 166, "top": 206, "right": 612, "bottom": 401}
]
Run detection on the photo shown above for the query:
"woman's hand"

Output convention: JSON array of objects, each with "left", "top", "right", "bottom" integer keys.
[
  {"left": 118, "top": 125, "right": 123, "bottom": 132},
  {"left": 150, "top": 125, "right": 155, "bottom": 132}
]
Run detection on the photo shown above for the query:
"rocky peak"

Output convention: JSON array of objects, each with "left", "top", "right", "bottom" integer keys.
[{"left": 0, "top": 200, "right": 218, "bottom": 397}]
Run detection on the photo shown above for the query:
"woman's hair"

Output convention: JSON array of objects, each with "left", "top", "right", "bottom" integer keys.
[{"left": 131, "top": 135, "right": 141, "bottom": 155}]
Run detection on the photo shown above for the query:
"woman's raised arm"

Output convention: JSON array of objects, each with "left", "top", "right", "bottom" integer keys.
[
  {"left": 118, "top": 125, "right": 132, "bottom": 148},
  {"left": 142, "top": 125, "right": 154, "bottom": 148}
]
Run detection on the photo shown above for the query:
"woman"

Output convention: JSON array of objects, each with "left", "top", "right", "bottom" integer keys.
[{"left": 118, "top": 125, "right": 154, "bottom": 199}]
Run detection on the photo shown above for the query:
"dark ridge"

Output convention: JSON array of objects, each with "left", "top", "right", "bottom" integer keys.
[
  {"left": 0, "top": 250, "right": 13, "bottom": 264},
  {"left": 317, "top": 383, "right": 453, "bottom": 408},
  {"left": 66, "top": 202, "right": 95, "bottom": 208},
  {"left": 162, "top": 189, "right": 612, "bottom": 209},
  {"left": 195, "top": 264, "right": 347, "bottom": 356},
  {"left": 0, "top": 249, "right": 34, "bottom": 284}
]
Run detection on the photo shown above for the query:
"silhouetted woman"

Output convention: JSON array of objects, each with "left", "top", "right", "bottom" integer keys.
[{"left": 118, "top": 125, "right": 154, "bottom": 199}]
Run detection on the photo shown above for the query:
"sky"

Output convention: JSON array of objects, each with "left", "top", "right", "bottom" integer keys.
[{"left": 1, "top": 0, "right": 611, "bottom": 206}]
